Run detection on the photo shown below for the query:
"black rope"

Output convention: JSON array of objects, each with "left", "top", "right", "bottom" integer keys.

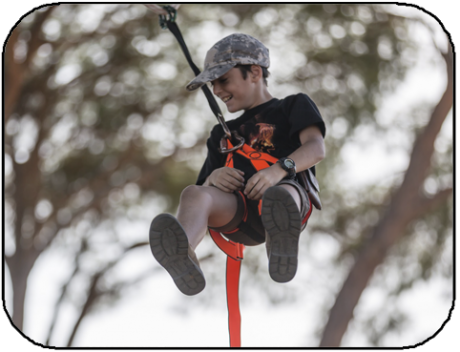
[
  {"left": 157, "top": 8, "right": 245, "bottom": 153},
  {"left": 165, "top": 21, "right": 223, "bottom": 120}
]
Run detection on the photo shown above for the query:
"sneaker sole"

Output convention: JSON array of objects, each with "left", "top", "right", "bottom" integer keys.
[
  {"left": 261, "top": 187, "right": 301, "bottom": 283},
  {"left": 149, "top": 214, "right": 205, "bottom": 295}
]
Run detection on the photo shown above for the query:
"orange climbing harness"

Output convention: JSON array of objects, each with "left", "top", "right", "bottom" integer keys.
[{"left": 208, "top": 140, "right": 312, "bottom": 347}]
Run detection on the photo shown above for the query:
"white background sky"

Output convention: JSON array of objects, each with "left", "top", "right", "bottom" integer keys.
[{"left": 0, "top": 6, "right": 452, "bottom": 347}]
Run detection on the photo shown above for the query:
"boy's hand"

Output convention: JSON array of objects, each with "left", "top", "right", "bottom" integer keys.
[
  {"left": 244, "top": 164, "right": 288, "bottom": 200},
  {"left": 208, "top": 167, "right": 245, "bottom": 193}
]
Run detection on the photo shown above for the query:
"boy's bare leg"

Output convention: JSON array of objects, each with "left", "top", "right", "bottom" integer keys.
[
  {"left": 176, "top": 185, "right": 239, "bottom": 250},
  {"left": 149, "top": 185, "right": 238, "bottom": 295}
]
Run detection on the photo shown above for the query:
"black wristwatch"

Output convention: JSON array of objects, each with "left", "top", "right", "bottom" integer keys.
[{"left": 277, "top": 157, "right": 296, "bottom": 180}]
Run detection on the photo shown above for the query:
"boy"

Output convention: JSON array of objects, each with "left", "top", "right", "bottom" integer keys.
[{"left": 149, "top": 33, "right": 326, "bottom": 295}]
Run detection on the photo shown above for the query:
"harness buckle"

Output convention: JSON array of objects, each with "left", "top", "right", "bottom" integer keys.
[{"left": 235, "top": 243, "right": 244, "bottom": 261}]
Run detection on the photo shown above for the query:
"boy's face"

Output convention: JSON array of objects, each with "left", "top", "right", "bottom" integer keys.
[{"left": 211, "top": 67, "right": 260, "bottom": 113}]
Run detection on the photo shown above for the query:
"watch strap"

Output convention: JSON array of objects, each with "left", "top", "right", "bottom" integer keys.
[{"left": 277, "top": 157, "right": 296, "bottom": 179}]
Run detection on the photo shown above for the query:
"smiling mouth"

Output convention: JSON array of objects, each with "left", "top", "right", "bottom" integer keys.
[{"left": 222, "top": 96, "right": 233, "bottom": 103}]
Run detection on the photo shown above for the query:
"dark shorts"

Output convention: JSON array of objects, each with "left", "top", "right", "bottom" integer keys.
[{"left": 208, "top": 179, "right": 312, "bottom": 246}]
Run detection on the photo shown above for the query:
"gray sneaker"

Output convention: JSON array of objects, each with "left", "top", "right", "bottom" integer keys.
[
  {"left": 261, "top": 186, "right": 302, "bottom": 283},
  {"left": 149, "top": 214, "right": 205, "bottom": 295}
]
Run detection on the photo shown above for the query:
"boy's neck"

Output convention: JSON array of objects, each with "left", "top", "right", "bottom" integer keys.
[{"left": 247, "top": 88, "right": 274, "bottom": 111}]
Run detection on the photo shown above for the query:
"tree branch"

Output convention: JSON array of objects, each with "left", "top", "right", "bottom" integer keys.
[
  {"left": 397, "top": 44, "right": 453, "bottom": 200},
  {"left": 66, "top": 272, "right": 102, "bottom": 347},
  {"left": 45, "top": 238, "right": 88, "bottom": 345},
  {"left": 411, "top": 188, "right": 453, "bottom": 219},
  {"left": 65, "top": 240, "right": 149, "bottom": 346}
]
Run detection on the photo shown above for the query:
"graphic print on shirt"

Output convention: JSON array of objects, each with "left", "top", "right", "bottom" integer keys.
[{"left": 239, "top": 114, "right": 276, "bottom": 153}]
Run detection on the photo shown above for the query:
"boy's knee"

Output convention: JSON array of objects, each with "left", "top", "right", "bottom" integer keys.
[
  {"left": 181, "top": 185, "right": 212, "bottom": 202},
  {"left": 181, "top": 185, "right": 201, "bottom": 198}
]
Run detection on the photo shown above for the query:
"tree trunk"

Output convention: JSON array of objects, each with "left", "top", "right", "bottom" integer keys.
[
  {"left": 319, "top": 44, "right": 453, "bottom": 347},
  {"left": 9, "top": 268, "right": 29, "bottom": 331},
  {"left": 4, "top": 7, "right": 53, "bottom": 122},
  {"left": 6, "top": 250, "right": 40, "bottom": 331}
]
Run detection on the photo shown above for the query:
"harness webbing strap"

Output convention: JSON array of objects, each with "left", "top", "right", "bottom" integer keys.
[
  {"left": 226, "top": 256, "right": 243, "bottom": 347},
  {"left": 237, "top": 144, "right": 279, "bottom": 164},
  {"left": 303, "top": 198, "right": 313, "bottom": 225},
  {"left": 209, "top": 229, "right": 245, "bottom": 347},
  {"left": 226, "top": 140, "right": 278, "bottom": 171}
]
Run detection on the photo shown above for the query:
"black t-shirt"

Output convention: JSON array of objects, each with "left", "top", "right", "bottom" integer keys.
[{"left": 196, "top": 93, "right": 326, "bottom": 185}]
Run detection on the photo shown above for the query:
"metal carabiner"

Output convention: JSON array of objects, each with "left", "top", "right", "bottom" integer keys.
[
  {"left": 164, "top": 5, "right": 177, "bottom": 21},
  {"left": 159, "top": 5, "right": 177, "bottom": 29},
  {"left": 215, "top": 113, "right": 245, "bottom": 153},
  {"left": 219, "top": 131, "right": 245, "bottom": 154}
]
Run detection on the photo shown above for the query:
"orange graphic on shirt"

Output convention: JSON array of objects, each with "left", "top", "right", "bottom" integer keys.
[{"left": 249, "top": 123, "right": 276, "bottom": 152}]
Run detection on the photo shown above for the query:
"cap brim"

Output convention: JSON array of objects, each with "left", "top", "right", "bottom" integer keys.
[{"left": 186, "top": 63, "right": 237, "bottom": 91}]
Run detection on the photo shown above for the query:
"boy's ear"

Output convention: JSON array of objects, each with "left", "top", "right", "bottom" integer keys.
[{"left": 250, "top": 65, "right": 263, "bottom": 82}]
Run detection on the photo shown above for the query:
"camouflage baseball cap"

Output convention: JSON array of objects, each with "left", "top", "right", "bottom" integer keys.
[{"left": 186, "top": 33, "right": 270, "bottom": 91}]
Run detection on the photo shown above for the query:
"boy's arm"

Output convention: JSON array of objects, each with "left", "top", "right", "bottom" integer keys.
[
  {"left": 244, "top": 125, "right": 325, "bottom": 200},
  {"left": 287, "top": 124, "right": 325, "bottom": 173}
]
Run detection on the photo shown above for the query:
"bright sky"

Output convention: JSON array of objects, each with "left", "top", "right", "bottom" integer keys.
[{"left": 1, "top": 1, "right": 457, "bottom": 351}]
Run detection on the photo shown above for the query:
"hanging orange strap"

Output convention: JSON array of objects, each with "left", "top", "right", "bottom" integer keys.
[{"left": 209, "top": 229, "right": 245, "bottom": 347}]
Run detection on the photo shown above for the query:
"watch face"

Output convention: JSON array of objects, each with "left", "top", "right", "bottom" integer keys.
[{"left": 284, "top": 159, "right": 295, "bottom": 169}]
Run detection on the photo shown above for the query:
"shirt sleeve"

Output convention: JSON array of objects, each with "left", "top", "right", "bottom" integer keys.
[
  {"left": 196, "top": 124, "right": 227, "bottom": 185},
  {"left": 287, "top": 93, "right": 326, "bottom": 142}
]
